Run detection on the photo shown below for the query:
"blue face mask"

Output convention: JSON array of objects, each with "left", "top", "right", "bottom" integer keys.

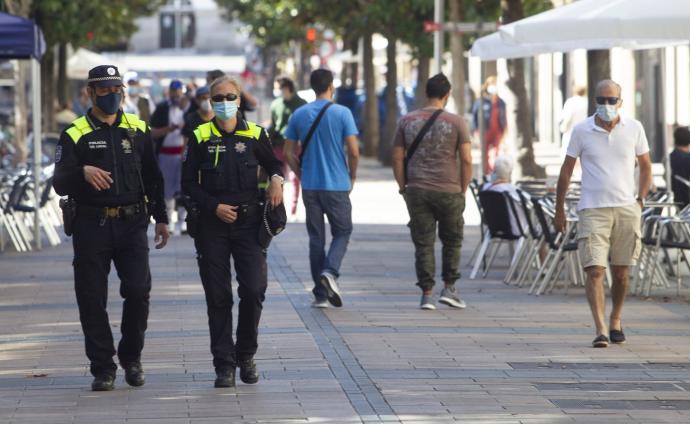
[
  {"left": 213, "top": 101, "right": 238, "bottom": 121},
  {"left": 95, "top": 92, "right": 122, "bottom": 115},
  {"left": 596, "top": 104, "right": 618, "bottom": 122}
]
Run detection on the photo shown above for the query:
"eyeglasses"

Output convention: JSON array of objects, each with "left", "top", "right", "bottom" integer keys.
[
  {"left": 595, "top": 96, "right": 619, "bottom": 105},
  {"left": 211, "top": 93, "right": 239, "bottom": 102}
]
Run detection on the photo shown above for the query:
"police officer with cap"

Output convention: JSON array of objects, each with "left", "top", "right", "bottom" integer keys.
[
  {"left": 53, "top": 65, "right": 169, "bottom": 391},
  {"left": 182, "top": 76, "right": 284, "bottom": 388}
]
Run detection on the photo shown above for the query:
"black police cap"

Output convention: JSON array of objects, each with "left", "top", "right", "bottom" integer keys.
[
  {"left": 258, "top": 201, "right": 287, "bottom": 249},
  {"left": 87, "top": 65, "right": 124, "bottom": 88}
]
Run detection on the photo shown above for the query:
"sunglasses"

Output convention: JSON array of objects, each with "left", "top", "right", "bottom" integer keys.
[
  {"left": 211, "top": 93, "right": 239, "bottom": 102},
  {"left": 595, "top": 96, "right": 619, "bottom": 105}
]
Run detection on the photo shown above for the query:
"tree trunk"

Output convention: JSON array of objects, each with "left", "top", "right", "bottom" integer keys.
[
  {"left": 295, "top": 41, "right": 310, "bottom": 90},
  {"left": 380, "top": 35, "right": 398, "bottom": 166},
  {"left": 57, "top": 43, "right": 68, "bottom": 106},
  {"left": 346, "top": 36, "right": 359, "bottom": 87},
  {"left": 449, "top": 0, "right": 466, "bottom": 115},
  {"left": 263, "top": 46, "right": 279, "bottom": 98},
  {"left": 6, "top": 0, "right": 32, "bottom": 164},
  {"left": 41, "top": 48, "right": 57, "bottom": 134},
  {"left": 506, "top": 58, "right": 545, "bottom": 178},
  {"left": 415, "top": 54, "right": 430, "bottom": 108},
  {"left": 362, "top": 30, "right": 379, "bottom": 158},
  {"left": 13, "top": 61, "right": 29, "bottom": 165},
  {"left": 503, "top": 0, "right": 545, "bottom": 178},
  {"left": 587, "top": 49, "right": 610, "bottom": 115}
]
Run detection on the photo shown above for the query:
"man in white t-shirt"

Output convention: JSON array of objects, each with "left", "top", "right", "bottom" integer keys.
[{"left": 554, "top": 80, "right": 652, "bottom": 349}]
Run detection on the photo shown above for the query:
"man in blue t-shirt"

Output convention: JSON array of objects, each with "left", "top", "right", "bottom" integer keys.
[{"left": 284, "top": 69, "right": 360, "bottom": 308}]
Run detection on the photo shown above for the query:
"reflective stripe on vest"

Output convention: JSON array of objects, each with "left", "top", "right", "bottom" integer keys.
[
  {"left": 118, "top": 113, "right": 148, "bottom": 133},
  {"left": 65, "top": 116, "right": 93, "bottom": 144},
  {"left": 193, "top": 121, "right": 262, "bottom": 144},
  {"left": 66, "top": 113, "right": 147, "bottom": 144}
]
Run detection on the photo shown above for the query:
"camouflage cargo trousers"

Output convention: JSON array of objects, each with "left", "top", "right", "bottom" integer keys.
[{"left": 404, "top": 187, "right": 466, "bottom": 291}]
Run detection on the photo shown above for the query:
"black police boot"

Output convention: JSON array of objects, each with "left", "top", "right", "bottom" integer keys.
[
  {"left": 122, "top": 362, "right": 145, "bottom": 387},
  {"left": 238, "top": 359, "right": 259, "bottom": 384},
  {"left": 91, "top": 374, "right": 115, "bottom": 391},
  {"left": 214, "top": 368, "right": 236, "bottom": 388}
]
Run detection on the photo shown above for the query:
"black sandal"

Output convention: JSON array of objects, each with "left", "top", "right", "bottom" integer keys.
[
  {"left": 609, "top": 328, "right": 626, "bottom": 344},
  {"left": 592, "top": 335, "right": 609, "bottom": 348}
]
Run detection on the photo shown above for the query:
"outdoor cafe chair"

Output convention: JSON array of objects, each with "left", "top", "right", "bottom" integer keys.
[
  {"left": 470, "top": 190, "right": 526, "bottom": 280},
  {"left": 635, "top": 203, "right": 690, "bottom": 297},
  {"left": 528, "top": 198, "right": 583, "bottom": 296}
]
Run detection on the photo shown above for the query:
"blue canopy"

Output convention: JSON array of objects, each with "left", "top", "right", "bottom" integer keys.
[{"left": 0, "top": 12, "right": 45, "bottom": 60}]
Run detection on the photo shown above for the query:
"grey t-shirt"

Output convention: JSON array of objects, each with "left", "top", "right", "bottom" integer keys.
[{"left": 393, "top": 108, "right": 471, "bottom": 193}]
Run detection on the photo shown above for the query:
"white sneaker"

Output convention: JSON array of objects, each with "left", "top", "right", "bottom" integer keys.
[
  {"left": 420, "top": 294, "right": 436, "bottom": 310},
  {"left": 319, "top": 272, "right": 342, "bottom": 307},
  {"left": 439, "top": 287, "right": 466, "bottom": 309},
  {"left": 312, "top": 297, "right": 329, "bottom": 308}
]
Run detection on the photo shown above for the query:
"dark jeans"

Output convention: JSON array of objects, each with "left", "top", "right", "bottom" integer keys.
[
  {"left": 194, "top": 211, "right": 267, "bottom": 371},
  {"left": 404, "top": 187, "right": 465, "bottom": 291},
  {"left": 302, "top": 190, "right": 353, "bottom": 298},
  {"left": 72, "top": 212, "right": 151, "bottom": 378}
]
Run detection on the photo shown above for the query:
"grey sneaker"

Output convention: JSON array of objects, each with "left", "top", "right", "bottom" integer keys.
[
  {"left": 420, "top": 294, "right": 436, "bottom": 310},
  {"left": 319, "top": 272, "right": 342, "bottom": 307},
  {"left": 312, "top": 297, "right": 329, "bottom": 308},
  {"left": 439, "top": 286, "right": 466, "bottom": 309}
]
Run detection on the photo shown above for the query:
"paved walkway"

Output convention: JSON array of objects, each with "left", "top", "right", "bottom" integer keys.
[{"left": 1, "top": 159, "right": 690, "bottom": 424}]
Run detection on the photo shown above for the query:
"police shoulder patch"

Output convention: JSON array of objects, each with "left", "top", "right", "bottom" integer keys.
[{"left": 55, "top": 145, "right": 63, "bottom": 163}]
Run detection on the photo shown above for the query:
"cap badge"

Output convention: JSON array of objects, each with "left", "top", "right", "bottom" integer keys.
[{"left": 107, "top": 67, "right": 116, "bottom": 76}]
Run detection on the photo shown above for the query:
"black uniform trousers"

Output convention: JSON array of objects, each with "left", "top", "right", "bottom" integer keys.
[
  {"left": 194, "top": 210, "right": 267, "bottom": 371},
  {"left": 72, "top": 212, "right": 151, "bottom": 377}
]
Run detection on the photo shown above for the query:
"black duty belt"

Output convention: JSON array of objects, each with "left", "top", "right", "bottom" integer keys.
[{"left": 78, "top": 202, "right": 144, "bottom": 220}]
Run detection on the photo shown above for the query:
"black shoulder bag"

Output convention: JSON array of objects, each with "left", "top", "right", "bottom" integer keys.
[
  {"left": 299, "top": 102, "right": 333, "bottom": 162},
  {"left": 403, "top": 108, "right": 444, "bottom": 186}
]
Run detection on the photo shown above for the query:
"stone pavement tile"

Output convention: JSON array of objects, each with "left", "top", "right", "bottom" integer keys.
[{"left": 4, "top": 160, "right": 690, "bottom": 424}]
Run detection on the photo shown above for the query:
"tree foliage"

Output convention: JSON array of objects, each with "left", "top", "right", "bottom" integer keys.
[{"left": 29, "top": 0, "right": 162, "bottom": 49}]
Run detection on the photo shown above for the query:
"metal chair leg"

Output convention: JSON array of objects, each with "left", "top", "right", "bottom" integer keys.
[{"left": 470, "top": 237, "right": 492, "bottom": 279}]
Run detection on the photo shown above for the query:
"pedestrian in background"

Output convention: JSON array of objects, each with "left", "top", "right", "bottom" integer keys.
[
  {"left": 471, "top": 76, "right": 506, "bottom": 175},
  {"left": 284, "top": 69, "right": 360, "bottom": 308},
  {"left": 123, "top": 75, "right": 154, "bottom": 122},
  {"left": 670, "top": 126, "right": 690, "bottom": 208},
  {"left": 559, "top": 85, "right": 588, "bottom": 152},
  {"left": 182, "top": 85, "right": 214, "bottom": 144},
  {"left": 151, "top": 80, "right": 188, "bottom": 235},
  {"left": 555, "top": 79, "right": 652, "bottom": 348},
  {"left": 392, "top": 73, "right": 472, "bottom": 310},
  {"left": 53, "top": 65, "right": 169, "bottom": 391},
  {"left": 269, "top": 77, "right": 307, "bottom": 216},
  {"left": 481, "top": 155, "right": 527, "bottom": 238}
]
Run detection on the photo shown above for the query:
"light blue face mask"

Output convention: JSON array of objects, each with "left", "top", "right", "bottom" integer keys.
[
  {"left": 212, "top": 101, "right": 238, "bottom": 121},
  {"left": 596, "top": 104, "right": 618, "bottom": 122}
]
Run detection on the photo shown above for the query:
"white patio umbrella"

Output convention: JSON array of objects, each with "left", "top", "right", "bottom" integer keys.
[
  {"left": 471, "top": 31, "right": 684, "bottom": 60},
  {"left": 67, "top": 48, "right": 126, "bottom": 79},
  {"left": 499, "top": 0, "right": 690, "bottom": 45}
]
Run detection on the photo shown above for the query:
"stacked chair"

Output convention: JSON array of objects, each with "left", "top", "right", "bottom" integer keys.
[
  {"left": 632, "top": 196, "right": 690, "bottom": 297},
  {"left": 0, "top": 164, "right": 63, "bottom": 252}
]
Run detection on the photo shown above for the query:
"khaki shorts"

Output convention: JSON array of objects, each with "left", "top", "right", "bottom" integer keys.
[{"left": 577, "top": 204, "right": 642, "bottom": 268}]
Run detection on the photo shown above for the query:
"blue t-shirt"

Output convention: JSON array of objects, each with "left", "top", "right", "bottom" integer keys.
[{"left": 285, "top": 99, "right": 358, "bottom": 191}]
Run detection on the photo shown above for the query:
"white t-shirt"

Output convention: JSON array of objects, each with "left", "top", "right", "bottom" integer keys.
[
  {"left": 162, "top": 105, "right": 185, "bottom": 148},
  {"left": 566, "top": 115, "right": 649, "bottom": 211}
]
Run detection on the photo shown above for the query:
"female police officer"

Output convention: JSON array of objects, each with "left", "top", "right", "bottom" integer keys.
[
  {"left": 53, "top": 65, "right": 169, "bottom": 391},
  {"left": 182, "top": 76, "right": 283, "bottom": 388}
]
